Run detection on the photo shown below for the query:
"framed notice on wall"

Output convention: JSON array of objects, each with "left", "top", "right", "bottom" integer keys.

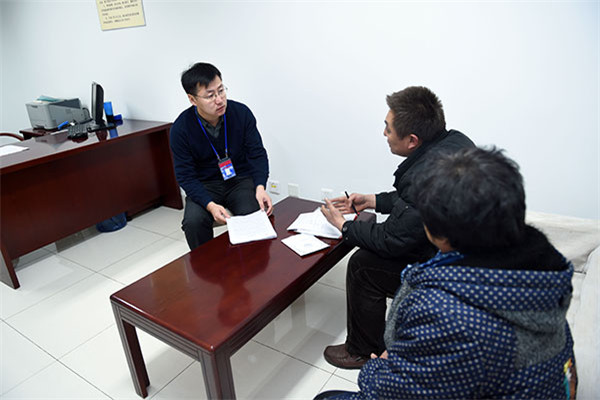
[{"left": 96, "top": 0, "right": 146, "bottom": 31}]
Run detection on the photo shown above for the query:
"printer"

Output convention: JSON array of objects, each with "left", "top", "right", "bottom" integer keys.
[{"left": 26, "top": 97, "right": 89, "bottom": 129}]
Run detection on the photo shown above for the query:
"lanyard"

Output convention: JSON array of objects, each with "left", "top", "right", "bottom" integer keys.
[{"left": 195, "top": 111, "right": 228, "bottom": 160}]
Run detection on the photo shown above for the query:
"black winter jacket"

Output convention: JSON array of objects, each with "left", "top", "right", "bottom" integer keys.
[{"left": 341, "top": 129, "right": 475, "bottom": 260}]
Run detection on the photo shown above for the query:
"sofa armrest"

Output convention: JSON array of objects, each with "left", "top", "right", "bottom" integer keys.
[
  {"left": 570, "top": 247, "right": 599, "bottom": 400},
  {"left": 526, "top": 211, "right": 599, "bottom": 273}
]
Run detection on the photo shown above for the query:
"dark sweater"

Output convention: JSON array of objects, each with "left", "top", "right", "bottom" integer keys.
[
  {"left": 170, "top": 100, "right": 269, "bottom": 207},
  {"left": 342, "top": 129, "right": 475, "bottom": 260}
]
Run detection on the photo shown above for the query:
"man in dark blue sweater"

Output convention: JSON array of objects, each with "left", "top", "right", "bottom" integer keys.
[{"left": 170, "top": 62, "right": 272, "bottom": 250}]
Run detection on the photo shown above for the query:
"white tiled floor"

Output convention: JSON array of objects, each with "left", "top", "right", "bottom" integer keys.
[{"left": 0, "top": 206, "right": 359, "bottom": 399}]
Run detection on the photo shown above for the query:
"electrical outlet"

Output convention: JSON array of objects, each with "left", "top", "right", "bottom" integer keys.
[
  {"left": 269, "top": 180, "right": 280, "bottom": 194},
  {"left": 321, "top": 188, "right": 333, "bottom": 201},
  {"left": 288, "top": 183, "right": 299, "bottom": 198}
]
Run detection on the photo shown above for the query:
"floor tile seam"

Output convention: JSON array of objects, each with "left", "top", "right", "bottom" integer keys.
[
  {"left": 317, "top": 373, "right": 337, "bottom": 397},
  {"left": 166, "top": 231, "right": 187, "bottom": 243},
  {"left": 249, "top": 339, "right": 336, "bottom": 375},
  {"left": 54, "top": 357, "right": 115, "bottom": 399},
  {"left": 2, "top": 319, "right": 57, "bottom": 359},
  {"left": 94, "top": 232, "right": 192, "bottom": 285},
  {"left": 146, "top": 358, "right": 196, "bottom": 400},
  {"left": 2, "top": 271, "right": 97, "bottom": 321},
  {"left": 125, "top": 222, "right": 180, "bottom": 239},
  {"left": 39, "top": 319, "right": 117, "bottom": 362},
  {"left": 164, "top": 227, "right": 186, "bottom": 240},
  {"left": 0, "top": 357, "right": 58, "bottom": 397},
  {"left": 314, "top": 281, "right": 346, "bottom": 294},
  {"left": 7, "top": 313, "right": 116, "bottom": 366},
  {"left": 128, "top": 205, "right": 183, "bottom": 239},
  {"left": 52, "top": 223, "right": 167, "bottom": 272},
  {"left": 231, "top": 342, "right": 329, "bottom": 400},
  {"left": 53, "top": 251, "right": 105, "bottom": 274},
  {"left": 0, "top": 321, "right": 63, "bottom": 395},
  {"left": 58, "top": 323, "right": 116, "bottom": 362},
  {"left": 92, "top": 234, "right": 167, "bottom": 274},
  {"left": 96, "top": 269, "right": 129, "bottom": 287},
  {"left": 331, "top": 371, "right": 358, "bottom": 384}
]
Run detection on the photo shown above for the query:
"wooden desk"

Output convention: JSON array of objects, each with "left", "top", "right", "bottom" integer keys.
[
  {"left": 111, "top": 197, "right": 374, "bottom": 399},
  {"left": 0, "top": 120, "right": 183, "bottom": 289},
  {"left": 19, "top": 127, "right": 58, "bottom": 140}
]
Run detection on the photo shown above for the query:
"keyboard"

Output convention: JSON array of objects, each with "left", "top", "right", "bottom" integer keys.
[{"left": 67, "top": 123, "right": 90, "bottom": 137}]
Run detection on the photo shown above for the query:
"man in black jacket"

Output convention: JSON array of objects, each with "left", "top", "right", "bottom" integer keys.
[{"left": 321, "top": 86, "right": 475, "bottom": 369}]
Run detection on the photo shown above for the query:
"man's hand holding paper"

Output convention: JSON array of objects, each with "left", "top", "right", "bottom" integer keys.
[
  {"left": 288, "top": 207, "right": 342, "bottom": 239},
  {"left": 255, "top": 185, "right": 273, "bottom": 216},
  {"left": 320, "top": 199, "right": 347, "bottom": 231},
  {"left": 207, "top": 202, "right": 231, "bottom": 224}
]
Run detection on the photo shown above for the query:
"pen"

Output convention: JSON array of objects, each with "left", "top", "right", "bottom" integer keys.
[
  {"left": 57, "top": 120, "right": 70, "bottom": 130},
  {"left": 345, "top": 191, "right": 359, "bottom": 215}
]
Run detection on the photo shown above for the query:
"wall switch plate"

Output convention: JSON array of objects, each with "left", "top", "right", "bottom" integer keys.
[
  {"left": 269, "top": 180, "right": 280, "bottom": 194},
  {"left": 321, "top": 188, "right": 333, "bottom": 201},
  {"left": 288, "top": 183, "right": 299, "bottom": 198}
]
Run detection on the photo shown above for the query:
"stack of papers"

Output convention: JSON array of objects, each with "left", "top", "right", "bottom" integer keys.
[
  {"left": 0, "top": 145, "right": 28, "bottom": 157},
  {"left": 287, "top": 208, "right": 342, "bottom": 239},
  {"left": 287, "top": 208, "right": 356, "bottom": 239},
  {"left": 282, "top": 208, "right": 358, "bottom": 257},
  {"left": 282, "top": 233, "right": 330, "bottom": 256},
  {"left": 226, "top": 210, "right": 277, "bottom": 245}
]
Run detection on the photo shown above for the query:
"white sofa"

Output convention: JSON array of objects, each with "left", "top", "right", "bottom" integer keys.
[{"left": 526, "top": 211, "right": 599, "bottom": 400}]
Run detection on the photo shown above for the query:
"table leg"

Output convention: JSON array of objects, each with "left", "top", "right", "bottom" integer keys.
[
  {"left": 112, "top": 304, "right": 150, "bottom": 397},
  {"left": 200, "top": 350, "right": 236, "bottom": 399},
  {"left": 0, "top": 242, "right": 19, "bottom": 289}
]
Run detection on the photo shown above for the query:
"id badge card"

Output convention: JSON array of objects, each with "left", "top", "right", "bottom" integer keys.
[{"left": 218, "top": 157, "right": 236, "bottom": 180}]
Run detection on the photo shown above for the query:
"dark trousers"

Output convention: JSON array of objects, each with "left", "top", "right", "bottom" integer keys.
[
  {"left": 345, "top": 249, "right": 410, "bottom": 357},
  {"left": 182, "top": 176, "right": 259, "bottom": 250}
]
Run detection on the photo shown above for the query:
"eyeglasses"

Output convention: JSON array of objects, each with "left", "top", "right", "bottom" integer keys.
[{"left": 196, "top": 86, "right": 228, "bottom": 102}]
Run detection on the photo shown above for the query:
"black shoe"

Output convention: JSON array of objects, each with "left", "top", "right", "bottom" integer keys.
[{"left": 323, "top": 343, "right": 367, "bottom": 369}]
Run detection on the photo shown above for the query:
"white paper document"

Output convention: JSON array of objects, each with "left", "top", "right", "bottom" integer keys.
[
  {"left": 344, "top": 213, "right": 358, "bottom": 221},
  {"left": 282, "top": 233, "right": 330, "bottom": 256},
  {"left": 226, "top": 210, "right": 277, "bottom": 245},
  {"left": 0, "top": 145, "right": 28, "bottom": 157},
  {"left": 287, "top": 208, "right": 342, "bottom": 239}
]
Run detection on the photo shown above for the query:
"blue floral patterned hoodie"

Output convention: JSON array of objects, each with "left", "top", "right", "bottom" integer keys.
[{"left": 339, "top": 226, "right": 575, "bottom": 400}]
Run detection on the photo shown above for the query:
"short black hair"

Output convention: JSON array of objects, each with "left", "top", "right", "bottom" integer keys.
[
  {"left": 386, "top": 86, "right": 446, "bottom": 142},
  {"left": 415, "top": 147, "right": 526, "bottom": 252},
  {"left": 181, "top": 62, "right": 222, "bottom": 96}
]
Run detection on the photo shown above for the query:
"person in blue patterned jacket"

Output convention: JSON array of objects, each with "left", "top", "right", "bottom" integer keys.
[{"left": 315, "top": 147, "right": 577, "bottom": 399}]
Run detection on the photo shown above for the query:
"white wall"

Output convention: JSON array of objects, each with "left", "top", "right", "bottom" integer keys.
[{"left": 1, "top": 0, "right": 598, "bottom": 219}]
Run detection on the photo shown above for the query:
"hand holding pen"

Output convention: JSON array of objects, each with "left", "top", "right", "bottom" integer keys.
[
  {"left": 345, "top": 191, "right": 360, "bottom": 215},
  {"left": 327, "top": 192, "right": 374, "bottom": 214}
]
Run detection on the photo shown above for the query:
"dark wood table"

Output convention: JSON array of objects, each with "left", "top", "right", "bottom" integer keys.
[
  {"left": 110, "top": 197, "right": 374, "bottom": 399},
  {"left": 19, "top": 126, "right": 58, "bottom": 140},
  {"left": 0, "top": 120, "right": 183, "bottom": 289}
]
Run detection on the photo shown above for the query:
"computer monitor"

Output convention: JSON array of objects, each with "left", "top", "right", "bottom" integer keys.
[{"left": 91, "top": 82, "right": 105, "bottom": 128}]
